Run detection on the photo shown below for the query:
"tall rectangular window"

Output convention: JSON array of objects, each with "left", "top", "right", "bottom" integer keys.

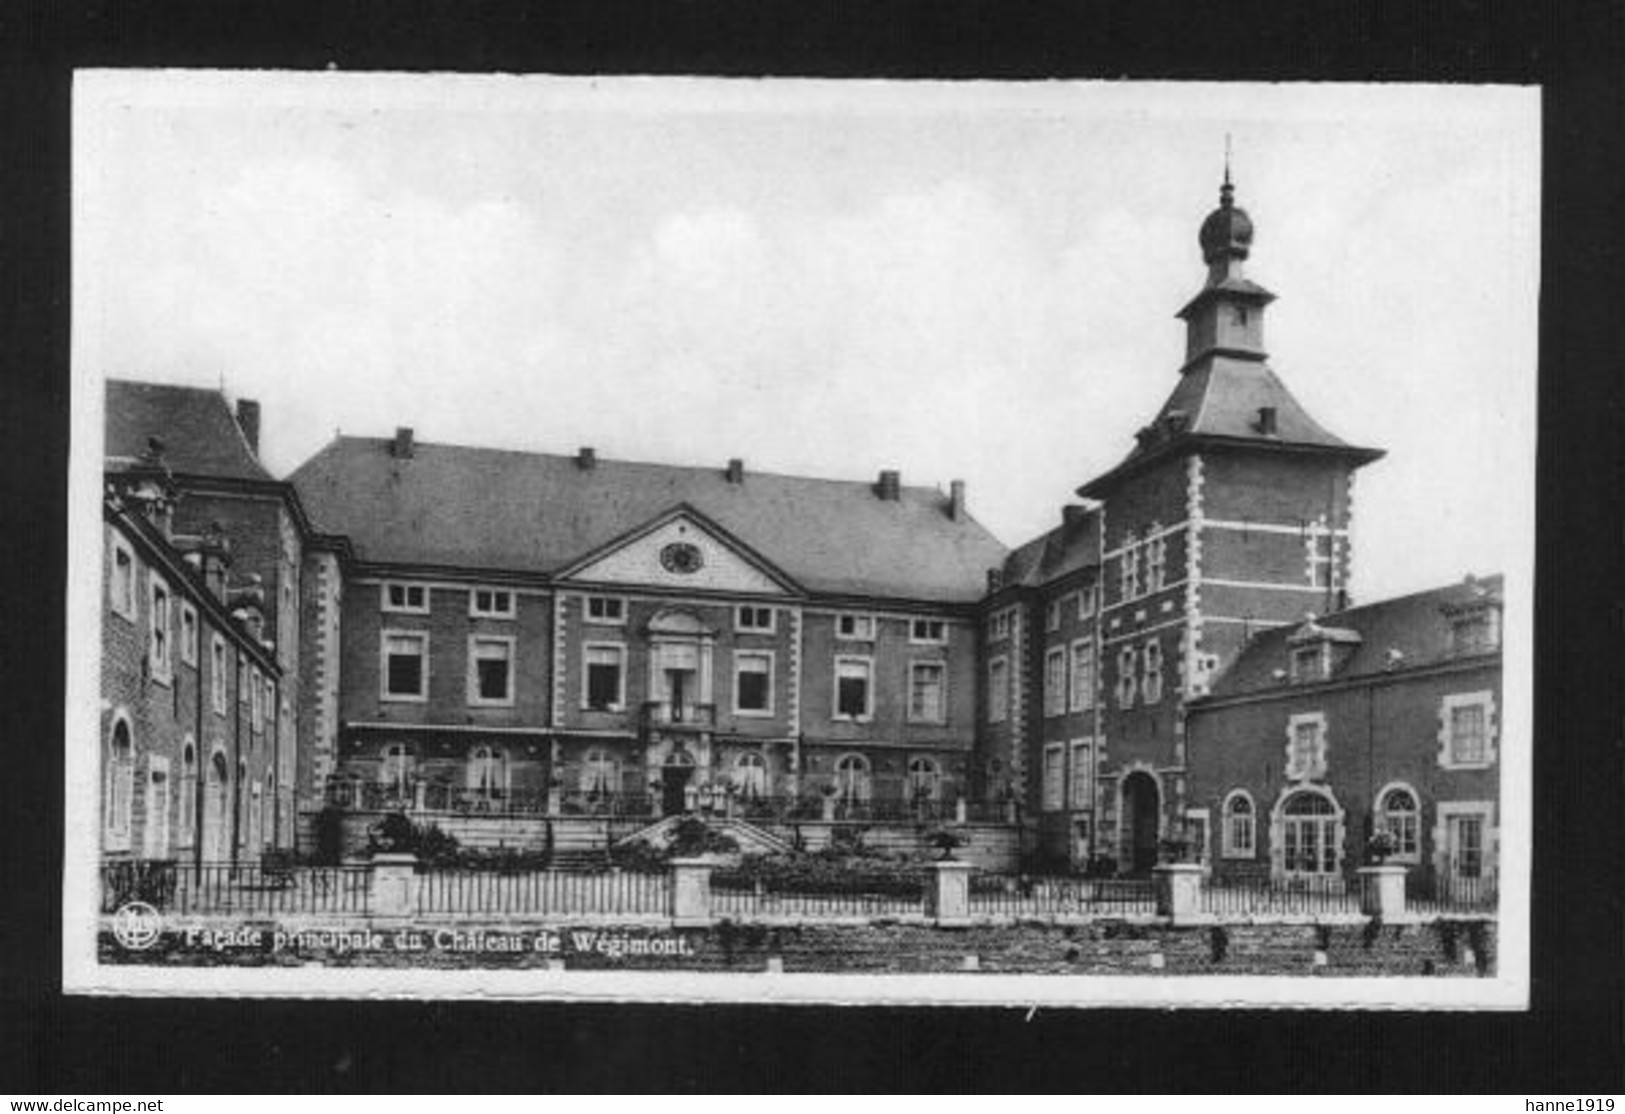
[
  {"left": 1042, "top": 744, "right": 1065, "bottom": 811},
  {"left": 1146, "top": 535, "right": 1167, "bottom": 592},
  {"left": 382, "top": 631, "right": 429, "bottom": 700},
  {"left": 1119, "top": 539, "right": 1140, "bottom": 601},
  {"left": 1069, "top": 739, "right": 1093, "bottom": 810},
  {"left": 149, "top": 578, "right": 172, "bottom": 681},
  {"left": 1115, "top": 645, "right": 1138, "bottom": 708},
  {"left": 834, "top": 657, "right": 872, "bottom": 720},
  {"left": 583, "top": 644, "right": 625, "bottom": 710},
  {"left": 1450, "top": 704, "right": 1487, "bottom": 764},
  {"left": 1285, "top": 714, "right": 1328, "bottom": 781},
  {"left": 1045, "top": 600, "right": 1062, "bottom": 632},
  {"left": 1044, "top": 646, "right": 1068, "bottom": 717},
  {"left": 210, "top": 636, "right": 228, "bottom": 715},
  {"left": 1078, "top": 584, "right": 1097, "bottom": 620},
  {"left": 734, "top": 651, "right": 773, "bottom": 715},
  {"left": 180, "top": 602, "right": 199, "bottom": 666},
  {"left": 1141, "top": 638, "right": 1164, "bottom": 704},
  {"left": 1070, "top": 640, "right": 1095, "bottom": 712},
  {"left": 987, "top": 656, "right": 1009, "bottom": 723},
  {"left": 250, "top": 669, "right": 264, "bottom": 732},
  {"left": 111, "top": 539, "right": 136, "bottom": 619},
  {"left": 469, "top": 636, "right": 515, "bottom": 705},
  {"left": 908, "top": 662, "right": 946, "bottom": 723}
]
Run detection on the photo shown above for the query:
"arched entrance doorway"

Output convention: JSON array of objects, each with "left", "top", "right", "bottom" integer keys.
[
  {"left": 203, "top": 752, "right": 230, "bottom": 861},
  {"left": 1121, "top": 771, "right": 1161, "bottom": 875},
  {"left": 661, "top": 747, "right": 696, "bottom": 816}
]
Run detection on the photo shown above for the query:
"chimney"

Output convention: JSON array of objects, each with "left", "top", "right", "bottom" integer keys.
[
  {"left": 1256, "top": 406, "right": 1278, "bottom": 436},
  {"left": 392, "top": 427, "right": 415, "bottom": 459},
  {"left": 875, "top": 469, "right": 901, "bottom": 501},
  {"left": 1062, "top": 504, "right": 1087, "bottom": 529},
  {"left": 948, "top": 479, "right": 966, "bottom": 521},
  {"left": 577, "top": 447, "right": 597, "bottom": 470},
  {"left": 235, "top": 399, "right": 261, "bottom": 455},
  {"left": 726, "top": 458, "right": 745, "bottom": 484}
]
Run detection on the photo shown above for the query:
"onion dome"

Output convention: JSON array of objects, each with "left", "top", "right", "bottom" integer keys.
[{"left": 1199, "top": 176, "right": 1254, "bottom": 265}]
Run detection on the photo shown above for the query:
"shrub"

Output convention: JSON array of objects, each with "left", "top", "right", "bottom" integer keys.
[{"left": 711, "top": 850, "right": 931, "bottom": 898}]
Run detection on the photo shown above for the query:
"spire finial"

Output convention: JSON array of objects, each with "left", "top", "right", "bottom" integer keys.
[{"left": 1220, "top": 134, "right": 1234, "bottom": 206}]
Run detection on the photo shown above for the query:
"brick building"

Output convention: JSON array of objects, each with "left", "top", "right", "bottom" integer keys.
[
  {"left": 1184, "top": 576, "right": 1503, "bottom": 896},
  {"left": 95, "top": 172, "right": 1503, "bottom": 877}
]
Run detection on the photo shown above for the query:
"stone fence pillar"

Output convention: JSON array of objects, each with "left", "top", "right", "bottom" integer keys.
[
  {"left": 927, "top": 860, "right": 974, "bottom": 927},
  {"left": 955, "top": 798, "right": 968, "bottom": 824},
  {"left": 1152, "top": 862, "right": 1205, "bottom": 924},
  {"left": 1357, "top": 864, "right": 1408, "bottom": 919},
  {"left": 670, "top": 857, "right": 714, "bottom": 927},
  {"left": 370, "top": 852, "right": 419, "bottom": 919}
]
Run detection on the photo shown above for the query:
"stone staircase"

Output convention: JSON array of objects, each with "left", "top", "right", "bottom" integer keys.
[{"left": 613, "top": 815, "right": 793, "bottom": 856}]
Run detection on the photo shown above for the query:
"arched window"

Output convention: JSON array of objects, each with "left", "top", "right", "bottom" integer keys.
[
  {"left": 1377, "top": 784, "right": 1421, "bottom": 861},
  {"left": 1222, "top": 790, "right": 1256, "bottom": 858},
  {"left": 379, "top": 743, "right": 414, "bottom": 798},
  {"left": 906, "top": 756, "right": 941, "bottom": 801},
  {"left": 469, "top": 745, "right": 509, "bottom": 804},
  {"left": 733, "top": 751, "right": 767, "bottom": 799},
  {"left": 265, "top": 770, "right": 278, "bottom": 849},
  {"left": 834, "top": 753, "right": 871, "bottom": 803},
  {"left": 1280, "top": 789, "right": 1340, "bottom": 877},
  {"left": 205, "top": 751, "right": 230, "bottom": 861},
  {"left": 581, "top": 747, "right": 618, "bottom": 796},
  {"left": 179, "top": 742, "right": 197, "bottom": 847},
  {"left": 104, "top": 718, "right": 135, "bottom": 850}
]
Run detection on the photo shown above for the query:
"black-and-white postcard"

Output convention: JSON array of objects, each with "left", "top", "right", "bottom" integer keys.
[{"left": 66, "top": 71, "right": 1537, "bottom": 1007}]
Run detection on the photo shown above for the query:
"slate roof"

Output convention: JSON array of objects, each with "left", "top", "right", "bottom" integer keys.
[
  {"left": 1078, "top": 356, "right": 1384, "bottom": 498},
  {"left": 999, "top": 509, "right": 1101, "bottom": 590},
  {"left": 289, "top": 437, "right": 1009, "bottom": 603},
  {"left": 1204, "top": 574, "right": 1504, "bottom": 701},
  {"left": 105, "top": 379, "right": 273, "bottom": 483}
]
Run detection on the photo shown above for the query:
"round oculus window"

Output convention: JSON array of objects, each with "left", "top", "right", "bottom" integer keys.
[{"left": 659, "top": 541, "right": 704, "bottom": 574}]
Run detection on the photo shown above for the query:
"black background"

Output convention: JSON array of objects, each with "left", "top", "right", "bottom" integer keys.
[{"left": 3, "top": 0, "right": 1622, "bottom": 1094}]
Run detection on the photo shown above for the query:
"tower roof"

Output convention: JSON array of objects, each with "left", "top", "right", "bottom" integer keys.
[{"left": 1198, "top": 173, "right": 1254, "bottom": 268}]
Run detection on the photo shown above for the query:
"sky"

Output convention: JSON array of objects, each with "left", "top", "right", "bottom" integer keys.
[{"left": 74, "top": 74, "right": 1540, "bottom": 604}]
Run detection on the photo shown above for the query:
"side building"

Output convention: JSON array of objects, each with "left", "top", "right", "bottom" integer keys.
[{"left": 1185, "top": 575, "right": 1503, "bottom": 900}]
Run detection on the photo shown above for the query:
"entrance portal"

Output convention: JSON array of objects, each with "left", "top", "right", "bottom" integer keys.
[
  {"left": 1121, "top": 771, "right": 1161, "bottom": 875},
  {"left": 661, "top": 749, "right": 696, "bottom": 815}
]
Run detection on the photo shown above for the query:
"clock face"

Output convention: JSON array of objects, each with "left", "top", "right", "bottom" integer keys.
[{"left": 659, "top": 541, "right": 704, "bottom": 575}]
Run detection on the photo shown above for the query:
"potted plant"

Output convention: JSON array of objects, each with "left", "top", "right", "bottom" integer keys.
[{"left": 1365, "top": 830, "right": 1397, "bottom": 865}]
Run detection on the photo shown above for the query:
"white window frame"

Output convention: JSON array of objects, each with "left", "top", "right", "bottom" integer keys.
[
  {"left": 907, "top": 659, "right": 948, "bottom": 724},
  {"left": 103, "top": 714, "right": 135, "bottom": 851},
  {"left": 1077, "top": 585, "right": 1098, "bottom": 620},
  {"left": 1284, "top": 712, "right": 1328, "bottom": 782},
  {"left": 1044, "top": 645, "right": 1068, "bottom": 717},
  {"left": 178, "top": 740, "right": 197, "bottom": 849},
  {"left": 909, "top": 618, "right": 948, "bottom": 645},
  {"left": 987, "top": 655, "right": 1010, "bottom": 724},
  {"left": 1438, "top": 690, "right": 1498, "bottom": 770},
  {"left": 833, "top": 752, "right": 872, "bottom": 803},
  {"left": 179, "top": 601, "right": 199, "bottom": 666},
  {"left": 988, "top": 608, "right": 1013, "bottom": 642},
  {"left": 836, "top": 613, "right": 876, "bottom": 641},
  {"left": 1185, "top": 807, "right": 1212, "bottom": 868},
  {"left": 469, "top": 587, "right": 516, "bottom": 619},
  {"left": 736, "top": 605, "right": 777, "bottom": 634},
  {"left": 1141, "top": 638, "right": 1164, "bottom": 704},
  {"left": 1433, "top": 800, "right": 1497, "bottom": 883},
  {"left": 580, "top": 747, "right": 618, "bottom": 795},
  {"left": 110, "top": 536, "right": 137, "bottom": 620},
  {"left": 250, "top": 668, "right": 264, "bottom": 732},
  {"left": 467, "top": 744, "right": 511, "bottom": 800},
  {"left": 1119, "top": 536, "right": 1141, "bottom": 602},
  {"left": 833, "top": 655, "right": 874, "bottom": 722},
  {"left": 1146, "top": 533, "right": 1167, "bottom": 593},
  {"left": 1272, "top": 785, "right": 1345, "bottom": 880},
  {"left": 1042, "top": 742, "right": 1066, "bottom": 812},
  {"left": 1305, "top": 520, "right": 1335, "bottom": 589},
  {"left": 732, "top": 649, "right": 776, "bottom": 717},
  {"left": 584, "top": 595, "right": 628, "bottom": 625},
  {"left": 379, "top": 743, "right": 415, "bottom": 793},
  {"left": 149, "top": 575, "right": 173, "bottom": 684},
  {"left": 581, "top": 641, "right": 628, "bottom": 712},
  {"left": 906, "top": 755, "right": 941, "bottom": 801},
  {"left": 1069, "top": 738, "right": 1094, "bottom": 810},
  {"left": 1045, "top": 599, "right": 1062, "bottom": 633},
  {"left": 1115, "top": 645, "right": 1138, "bottom": 709},
  {"left": 1069, "top": 638, "right": 1095, "bottom": 712},
  {"left": 1374, "top": 780, "right": 1423, "bottom": 864},
  {"left": 733, "top": 751, "right": 768, "bottom": 797},
  {"left": 142, "top": 754, "right": 172, "bottom": 859},
  {"left": 381, "top": 581, "right": 430, "bottom": 614},
  {"left": 1290, "top": 642, "right": 1327, "bottom": 683},
  {"left": 210, "top": 635, "right": 228, "bottom": 715},
  {"left": 467, "top": 634, "right": 517, "bottom": 707},
  {"left": 380, "top": 629, "right": 430, "bottom": 703},
  {"left": 1221, "top": 789, "right": 1256, "bottom": 859}
]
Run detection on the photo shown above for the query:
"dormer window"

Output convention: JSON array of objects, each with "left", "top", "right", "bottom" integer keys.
[
  {"left": 1290, "top": 644, "right": 1326, "bottom": 683},
  {"left": 1285, "top": 618, "right": 1361, "bottom": 684},
  {"left": 1442, "top": 585, "right": 1503, "bottom": 656}
]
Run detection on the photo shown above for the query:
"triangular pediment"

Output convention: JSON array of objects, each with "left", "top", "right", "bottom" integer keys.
[{"left": 558, "top": 506, "right": 798, "bottom": 595}]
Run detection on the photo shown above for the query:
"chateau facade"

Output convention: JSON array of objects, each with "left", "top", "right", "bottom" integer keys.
[{"left": 97, "top": 176, "right": 1503, "bottom": 881}]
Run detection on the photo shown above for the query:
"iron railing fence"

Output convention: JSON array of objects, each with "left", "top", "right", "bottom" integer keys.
[
  {"left": 414, "top": 867, "right": 670, "bottom": 917},
  {"left": 100, "top": 859, "right": 372, "bottom": 916},
  {"left": 1408, "top": 871, "right": 1499, "bottom": 914},
  {"left": 710, "top": 881, "right": 928, "bottom": 919},
  {"left": 967, "top": 874, "right": 1156, "bottom": 917},
  {"left": 1200, "top": 875, "right": 1362, "bottom": 917}
]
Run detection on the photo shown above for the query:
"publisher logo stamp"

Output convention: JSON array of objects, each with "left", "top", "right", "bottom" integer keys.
[{"left": 112, "top": 901, "right": 163, "bottom": 951}]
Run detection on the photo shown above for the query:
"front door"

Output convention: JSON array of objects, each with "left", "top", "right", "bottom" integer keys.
[
  {"left": 1122, "top": 772, "right": 1160, "bottom": 875},
  {"left": 662, "top": 763, "right": 694, "bottom": 815}
]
